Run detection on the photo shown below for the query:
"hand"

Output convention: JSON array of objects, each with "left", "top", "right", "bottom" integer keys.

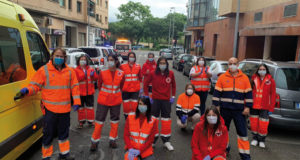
[
  {"left": 170, "top": 97, "right": 175, "bottom": 104},
  {"left": 242, "top": 107, "right": 250, "bottom": 116},
  {"left": 127, "top": 149, "right": 135, "bottom": 160},
  {"left": 216, "top": 106, "right": 220, "bottom": 112},
  {"left": 203, "top": 155, "right": 211, "bottom": 160},
  {"left": 90, "top": 71, "right": 95, "bottom": 77},
  {"left": 150, "top": 97, "right": 153, "bottom": 104},
  {"left": 132, "top": 149, "right": 140, "bottom": 156},
  {"left": 72, "top": 105, "right": 80, "bottom": 111},
  {"left": 20, "top": 87, "right": 29, "bottom": 95},
  {"left": 181, "top": 115, "right": 188, "bottom": 124},
  {"left": 268, "top": 112, "right": 272, "bottom": 115},
  {"left": 139, "top": 88, "right": 144, "bottom": 95}
]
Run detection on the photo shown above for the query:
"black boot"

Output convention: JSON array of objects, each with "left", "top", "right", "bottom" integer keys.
[
  {"left": 109, "top": 140, "right": 118, "bottom": 149},
  {"left": 90, "top": 143, "right": 98, "bottom": 152}
]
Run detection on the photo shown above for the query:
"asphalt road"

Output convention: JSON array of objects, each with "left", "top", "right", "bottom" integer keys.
[{"left": 18, "top": 50, "right": 300, "bottom": 160}]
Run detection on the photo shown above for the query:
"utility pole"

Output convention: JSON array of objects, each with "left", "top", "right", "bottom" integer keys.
[
  {"left": 168, "top": 8, "right": 172, "bottom": 49},
  {"left": 172, "top": 8, "right": 175, "bottom": 48},
  {"left": 233, "top": 0, "right": 240, "bottom": 57}
]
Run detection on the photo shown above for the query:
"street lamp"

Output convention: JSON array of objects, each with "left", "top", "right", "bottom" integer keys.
[
  {"left": 87, "top": 4, "right": 94, "bottom": 46},
  {"left": 233, "top": 0, "right": 240, "bottom": 57},
  {"left": 168, "top": 7, "right": 175, "bottom": 49}
]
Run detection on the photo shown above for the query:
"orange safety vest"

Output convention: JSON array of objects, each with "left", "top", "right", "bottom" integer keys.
[
  {"left": 28, "top": 62, "right": 81, "bottom": 113},
  {"left": 190, "top": 66, "right": 210, "bottom": 91},
  {"left": 75, "top": 66, "right": 96, "bottom": 96},
  {"left": 97, "top": 69, "right": 124, "bottom": 106},
  {"left": 127, "top": 114, "right": 155, "bottom": 158},
  {"left": 121, "top": 63, "right": 141, "bottom": 92},
  {"left": 253, "top": 75, "right": 271, "bottom": 109}
]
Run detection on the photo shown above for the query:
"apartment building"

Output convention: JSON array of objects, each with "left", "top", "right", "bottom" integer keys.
[{"left": 10, "top": 0, "right": 109, "bottom": 49}]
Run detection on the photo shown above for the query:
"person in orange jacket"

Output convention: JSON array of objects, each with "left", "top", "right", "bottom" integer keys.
[
  {"left": 190, "top": 57, "right": 212, "bottom": 115},
  {"left": 250, "top": 64, "right": 276, "bottom": 148},
  {"left": 176, "top": 84, "right": 201, "bottom": 131},
  {"left": 90, "top": 54, "right": 125, "bottom": 151},
  {"left": 191, "top": 106, "right": 228, "bottom": 160},
  {"left": 124, "top": 97, "right": 158, "bottom": 160},
  {"left": 19, "top": 48, "right": 81, "bottom": 160},
  {"left": 74, "top": 55, "right": 98, "bottom": 128},
  {"left": 120, "top": 52, "right": 142, "bottom": 118},
  {"left": 141, "top": 52, "right": 156, "bottom": 98}
]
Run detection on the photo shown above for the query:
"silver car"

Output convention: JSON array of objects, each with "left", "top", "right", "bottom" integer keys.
[{"left": 209, "top": 61, "right": 228, "bottom": 94}]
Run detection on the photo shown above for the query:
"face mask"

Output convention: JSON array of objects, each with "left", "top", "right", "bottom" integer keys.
[
  {"left": 108, "top": 61, "right": 115, "bottom": 68},
  {"left": 159, "top": 64, "right": 166, "bottom": 71},
  {"left": 148, "top": 58, "right": 154, "bottom": 62},
  {"left": 138, "top": 105, "right": 147, "bottom": 113},
  {"left": 198, "top": 61, "right": 204, "bottom": 66},
  {"left": 54, "top": 57, "right": 64, "bottom": 66},
  {"left": 129, "top": 57, "right": 135, "bottom": 62},
  {"left": 229, "top": 64, "right": 238, "bottom": 72},
  {"left": 207, "top": 116, "right": 218, "bottom": 124},
  {"left": 258, "top": 70, "right": 266, "bottom": 76},
  {"left": 186, "top": 89, "right": 193, "bottom": 95},
  {"left": 80, "top": 60, "right": 87, "bottom": 66}
]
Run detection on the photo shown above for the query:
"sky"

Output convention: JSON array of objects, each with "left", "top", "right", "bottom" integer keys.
[{"left": 109, "top": 0, "right": 187, "bottom": 22}]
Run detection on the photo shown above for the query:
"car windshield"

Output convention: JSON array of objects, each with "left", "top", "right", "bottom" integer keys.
[
  {"left": 69, "top": 49, "right": 83, "bottom": 53},
  {"left": 80, "top": 48, "right": 99, "bottom": 57},
  {"left": 183, "top": 56, "right": 190, "bottom": 61},
  {"left": 275, "top": 68, "right": 300, "bottom": 91},
  {"left": 116, "top": 45, "right": 129, "bottom": 50}
]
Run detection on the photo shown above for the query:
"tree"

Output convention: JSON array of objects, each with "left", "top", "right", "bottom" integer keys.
[{"left": 165, "top": 13, "right": 187, "bottom": 43}]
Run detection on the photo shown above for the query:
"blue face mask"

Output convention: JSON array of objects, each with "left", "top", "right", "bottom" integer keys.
[
  {"left": 138, "top": 105, "right": 147, "bottom": 113},
  {"left": 148, "top": 58, "right": 154, "bottom": 62},
  {"left": 54, "top": 57, "right": 64, "bottom": 65}
]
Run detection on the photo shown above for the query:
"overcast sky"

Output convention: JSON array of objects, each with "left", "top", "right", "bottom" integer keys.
[{"left": 109, "top": 0, "right": 187, "bottom": 22}]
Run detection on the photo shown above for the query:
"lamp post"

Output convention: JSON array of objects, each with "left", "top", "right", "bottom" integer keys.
[
  {"left": 168, "top": 7, "right": 175, "bottom": 49},
  {"left": 87, "top": 1, "right": 94, "bottom": 46},
  {"left": 233, "top": 0, "right": 240, "bottom": 58}
]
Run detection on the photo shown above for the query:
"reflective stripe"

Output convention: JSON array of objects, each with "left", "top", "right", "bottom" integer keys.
[
  {"left": 239, "top": 149, "right": 250, "bottom": 154},
  {"left": 58, "top": 139, "right": 68, "bottom": 144},
  {"left": 128, "top": 112, "right": 135, "bottom": 116},
  {"left": 245, "top": 99, "right": 253, "bottom": 103},
  {"left": 130, "top": 132, "right": 139, "bottom": 136},
  {"left": 42, "top": 144, "right": 53, "bottom": 149},
  {"left": 212, "top": 97, "right": 220, "bottom": 101},
  {"left": 195, "top": 85, "right": 210, "bottom": 89},
  {"left": 110, "top": 120, "right": 119, "bottom": 124},
  {"left": 123, "top": 99, "right": 130, "bottom": 103},
  {"left": 250, "top": 115, "right": 259, "bottom": 118},
  {"left": 191, "top": 78, "right": 209, "bottom": 81},
  {"left": 155, "top": 133, "right": 159, "bottom": 137},
  {"left": 160, "top": 134, "right": 171, "bottom": 137},
  {"left": 130, "top": 137, "right": 139, "bottom": 143},
  {"left": 43, "top": 100, "right": 71, "bottom": 105},
  {"left": 30, "top": 81, "right": 42, "bottom": 88},
  {"left": 259, "top": 118, "right": 269, "bottom": 122},
  {"left": 237, "top": 135, "right": 248, "bottom": 141},
  {"left": 125, "top": 78, "right": 138, "bottom": 82},
  {"left": 258, "top": 133, "right": 267, "bottom": 136},
  {"left": 140, "top": 140, "right": 146, "bottom": 144},
  {"left": 221, "top": 98, "right": 244, "bottom": 104},
  {"left": 72, "top": 83, "right": 79, "bottom": 89},
  {"left": 176, "top": 104, "right": 182, "bottom": 108},
  {"left": 194, "top": 107, "right": 200, "bottom": 111},
  {"left": 109, "top": 136, "right": 118, "bottom": 140},
  {"left": 101, "top": 88, "right": 121, "bottom": 94},
  {"left": 103, "top": 84, "right": 112, "bottom": 88},
  {"left": 161, "top": 118, "right": 171, "bottom": 121},
  {"left": 256, "top": 95, "right": 263, "bottom": 98},
  {"left": 91, "top": 137, "right": 100, "bottom": 142},
  {"left": 95, "top": 120, "right": 104, "bottom": 124},
  {"left": 194, "top": 104, "right": 200, "bottom": 106},
  {"left": 44, "top": 65, "right": 50, "bottom": 86},
  {"left": 29, "top": 86, "right": 35, "bottom": 95},
  {"left": 43, "top": 85, "right": 70, "bottom": 89},
  {"left": 131, "top": 74, "right": 138, "bottom": 76},
  {"left": 131, "top": 99, "right": 138, "bottom": 102},
  {"left": 73, "top": 95, "right": 80, "bottom": 99},
  {"left": 140, "top": 133, "right": 149, "bottom": 138},
  {"left": 79, "top": 82, "right": 86, "bottom": 85},
  {"left": 60, "top": 150, "right": 69, "bottom": 155}
]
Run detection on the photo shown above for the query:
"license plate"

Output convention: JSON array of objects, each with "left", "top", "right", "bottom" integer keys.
[{"left": 296, "top": 103, "right": 300, "bottom": 109}]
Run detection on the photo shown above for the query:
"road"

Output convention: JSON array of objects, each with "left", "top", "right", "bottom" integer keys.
[{"left": 18, "top": 50, "right": 300, "bottom": 160}]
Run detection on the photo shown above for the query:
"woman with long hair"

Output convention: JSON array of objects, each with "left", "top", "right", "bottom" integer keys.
[{"left": 191, "top": 106, "right": 228, "bottom": 160}]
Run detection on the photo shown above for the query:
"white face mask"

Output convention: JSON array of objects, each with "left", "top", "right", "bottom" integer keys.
[
  {"left": 138, "top": 105, "right": 147, "bottom": 113},
  {"left": 198, "top": 61, "right": 204, "bottom": 66},
  {"left": 186, "top": 89, "right": 193, "bottom": 95},
  {"left": 80, "top": 60, "right": 86, "bottom": 66},
  {"left": 159, "top": 64, "right": 166, "bottom": 71},
  {"left": 129, "top": 57, "right": 135, "bottom": 62},
  {"left": 258, "top": 70, "right": 266, "bottom": 76},
  {"left": 207, "top": 116, "right": 218, "bottom": 124},
  {"left": 108, "top": 61, "right": 115, "bottom": 68},
  {"left": 229, "top": 64, "right": 238, "bottom": 72}
]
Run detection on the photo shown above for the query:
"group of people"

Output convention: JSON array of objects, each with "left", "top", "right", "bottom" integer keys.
[{"left": 19, "top": 48, "right": 276, "bottom": 160}]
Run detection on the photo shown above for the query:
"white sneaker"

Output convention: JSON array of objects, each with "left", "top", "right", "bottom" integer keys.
[
  {"left": 251, "top": 140, "right": 258, "bottom": 146},
  {"left": 259, "top": 142, "right": 265, "bottom": 148},
  {"left": 164, "top": 142, "right": 174, "bottom": 151},
  {"left": 152, "top": 143, "right": 155, "bottom": 148}
]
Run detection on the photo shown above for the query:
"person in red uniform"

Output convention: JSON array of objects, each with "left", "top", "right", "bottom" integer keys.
[
  {"left": 74, "top": 55, "right": 98, "bottom": 128},
  {"left": 141, "top": 52, "right": 156, "bottom": 97},
  {"left": 144, "top": 56, "right": 176, "bottom": 151},
  {"left": 191, "top": 106, "right": 228, "bottom": 160},
  {"left": 90, "top": 54, "right": 125, "bottom": 151},
  {"left": 124, "top": 97, "right": 158, "bottom": 160},
  {"left": 19, "top": 48, "right": 80, "bottom": 160},
  {"left": 250, "top": 64, "right": 276, "bottom": 148},
  {"left": 120, "top": 52, "right": 142, "bottom": 118}
]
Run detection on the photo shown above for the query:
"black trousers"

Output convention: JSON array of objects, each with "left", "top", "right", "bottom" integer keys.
[{"left": 195, "top": 91, "right": 208, "bottom": 115}]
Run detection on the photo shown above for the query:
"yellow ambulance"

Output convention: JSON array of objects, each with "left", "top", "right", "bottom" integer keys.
[{"left": 0, "top": 0, "right": 50, "bottom": 159}]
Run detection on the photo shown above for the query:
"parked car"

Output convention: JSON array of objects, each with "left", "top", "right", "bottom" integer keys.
[
  {"left": 173, "top": 54, "right": 193, "bottom": 71},
  {"left": 238, "top": 59, "right": 300, "bottom": 129},
  {"left": 79, "top": 46, "right": 108, "bottom": 68},
  {"left": 172, "top": 46, "right": 184, "bottom": 56},
  {"left": 183, "top": 56, "right": 216, "bottom": 77},
  {"left": 66, "top": 52, "right": 100, "bottom": 70},
  {"left": 209, "top": 61, "right": 229, "bottom": 94},
  {"left": 159, "top": 48, "right": 172, "bottom": 56},
  {"left": 106, "top": 46, "right": 123, "bottom": 64},
  {"left": 161, "top": 50, "right": 173, "bottom": 60},
  {"left": 63, "top": 48, "right": 84, "bottom": 54},
  {"left": 132, "top": 45, "right": 144, "bottom": 50}
]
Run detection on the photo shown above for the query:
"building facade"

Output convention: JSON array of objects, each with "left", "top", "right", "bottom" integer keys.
[
  {"left": 10, "top": 0, "right": 109, "bottom": 49},
  {"left": 203, "top": 0, "right": 300, "bottom": 61}
]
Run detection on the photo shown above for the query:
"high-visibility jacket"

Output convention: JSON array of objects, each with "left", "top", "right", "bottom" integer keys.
[
  {"left": 252, "top": 74, "right": 276, "bottom": 112},
  {"left": 120, "top": 63, "right": 141, "bottom": 92},
  {"left": 74, "top": 66, "right": 98, "bottom": 96},
  {"left": 126, "top": 114, "right": 156, "bottom": 158},
  {"left": 141, "top": 60, "right": 156, "bottom": 85},
  {"left": 176, "top": 93, "right": 200, "bottom": 118},
  {"left": 191, "top": 66, "right": 210, "bottom": 91},
  {"left": 212, "top": 69, "right": 253, "bottom": 110},
  {"left": 97, "top": 69, "right": 124, "bottom": 106},
  {"left": 27, "top": 61, "right": 81, "bottom": 113}
]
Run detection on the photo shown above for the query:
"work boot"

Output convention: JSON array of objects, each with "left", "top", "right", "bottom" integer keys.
[
  {"left": 164, "top": 142, "right": 174, "bottom": 151},
  {"left": 251, "top": 140, "right": 258, "bottom": 146},
  {"left": 259, "top": 142, "right": 266, "bottom": 148},
  {"left": 58, "top": 154, "right": 75, "bottom": 160},
  {"left": 88, "top": 122, "right": 94, "bottom": 127},
  {"left": 90, "top": 143, "right": 98, "bottom": 152},
  {"left": 109, "top": 140, "right": 118, "bottom": 149},
  {"left": 180, "top": 128, "right": 187, "bottom": 132}
]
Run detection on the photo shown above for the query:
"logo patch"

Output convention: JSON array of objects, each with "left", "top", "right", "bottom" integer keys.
[
  {"left": 226, "top": 80, "right": 230, "bottom": 83},
  {"left": 166, "top": 77, "right": 171, "bottom": 83},
  {"left": 215, "top": 129, "right": 223, "bottom": 137},
  {"left": 118, "top": 72, "right": 122, "bottom": 76},
  {"left": 265, "top": 80, "right": 271, "bottom": 85}
]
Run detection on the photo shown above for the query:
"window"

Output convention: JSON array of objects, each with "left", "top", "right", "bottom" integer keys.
[
  {"left": 100, "top": 15, "right": 102, "bottom": 23},
  {"left": 97, "top": 0, "right": 99, "bottom": 5},
  {"left": 102, "top": 49, "right": 109, "bottom": 57},
  {"left": 105, "top": 0, "right": 108, "bottom": 8},
  {"left": 88, "top": 0, "right": 95, "bottom": 17},
  {"left": 105, "top": 17, "right": 108, "bottom": 24},
  {"left": 254, "top": 12, "right": 263, "bottom": 22},
  {"left": 26, "top": 32, "right": 50, "bottom": 70},
  {"left": 59, "top": 0, "right": 65, "bottom": 7},
  {"left": 284, "top": 3, "right": 298, "bottom": 17},
  {"left": 0, "top": 26, "right": 27, "bottom": 86},
  {"left": 96, "top": 14, "right": 99, "bottom": 21},
  {"left": 68, "top": 0, "right": 72, "bottom": 10},
  {"left": 51, "top": 0, "right": 59, "bottom": 2},
  {"left": 275, "top": 68, "right": 300, "bottom": 91},
  {"left": 77, "top": 1, "right": 82, "bottom": 13},
  {"left": 100, "top": 0, "right": 102, "bottom": 6}
]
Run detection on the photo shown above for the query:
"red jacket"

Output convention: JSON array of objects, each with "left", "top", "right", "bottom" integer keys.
[
  {"left": 141, "top": 60, "right": 156, "bottom": 84},
  {"left": 191, "top": 116, "right": 228, "bottom": 160},
  {"left": 144, "top": 70, "right": 176, "bottom": 100},
  {"left": 251, "top": 74, "right": 276, "bottom": 112},
  {"left": 74, "top": 66, "right": 98, "bottom": 96}
]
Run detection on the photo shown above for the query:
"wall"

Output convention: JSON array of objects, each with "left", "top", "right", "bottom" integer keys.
[
  {"left": 219, "top": 0, "right": 248, "bottom": 16},
  {"left": 246, "top": 0, "right": 292, "bottom": 11}
]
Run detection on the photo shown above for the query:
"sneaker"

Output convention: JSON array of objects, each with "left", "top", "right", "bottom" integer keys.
[
  {"left": 259, "top": 142, "right": 265, "bottom": 148},
  {"left": 251, "top": 140, "right": 258, "bottom": 146},
  {"left": 180, "top": 128, "right": 187, "bottom": 132},
  {"left": 58, "top": 155, "right": 75, "bottom": 160},
  {"left": 90, "top": 143, "right": 98, "bottom": 152},
  {"left": 164, "top": 142, "right": 174, "bottom": 151},
  {"left": 109, "top": 140, "right": 118, "bottom": 149}
]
